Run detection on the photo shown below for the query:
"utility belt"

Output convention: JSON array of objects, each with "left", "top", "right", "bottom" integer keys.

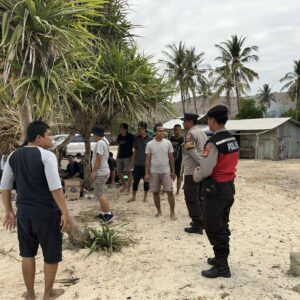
[{"left": 203, "top": 177, "right": 234, "bottom": 197}]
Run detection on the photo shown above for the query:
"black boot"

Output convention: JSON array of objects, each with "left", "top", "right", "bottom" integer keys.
[
  {"left": 207, "top": 257, "right": 217, "bottom": 266},
  {"left": 184, "top": 226, "right": 203, "bottom": 234},
  {"left": 201, "top": 266, "right": 231, "bottom": 278}
]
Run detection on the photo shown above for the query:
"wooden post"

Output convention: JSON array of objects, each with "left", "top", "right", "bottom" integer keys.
[{"left": 255, "top": 134, "right": 259, "bottom": 160}]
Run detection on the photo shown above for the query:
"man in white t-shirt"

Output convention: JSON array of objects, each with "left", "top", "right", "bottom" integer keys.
[
  {"left": 91, "top": 125, "right": 113, "bottom": 222},
  {"left": 145, "top": 122, "right": 176, "bottom": 219}
]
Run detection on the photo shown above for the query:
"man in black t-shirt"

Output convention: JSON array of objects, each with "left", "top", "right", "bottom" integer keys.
[
  {"left": 170, "top": 124, "right": 184, "bottom": 195},
  {"left": 1, "top": 121, "right": 69, "bottom": 300},
  {"left": 116, "top": 123, "right": 135, "bottom": 192}
]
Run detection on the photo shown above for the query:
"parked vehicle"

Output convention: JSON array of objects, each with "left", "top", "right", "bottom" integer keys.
[{"left": 51, "top": 134, "right": 97, "bottom": 156}]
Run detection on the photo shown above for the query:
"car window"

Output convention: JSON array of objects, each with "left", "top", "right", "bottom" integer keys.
[{"left": 71, "top": 136, "right": 84, "bottom": 143}]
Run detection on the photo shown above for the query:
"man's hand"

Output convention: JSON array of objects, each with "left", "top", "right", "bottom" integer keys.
[
  {"left": 144, "top": 174, "right": 150, "bottom": 182},
  {"left": 3, "top": 211, "right": 16, "bottom": 231},
  {"left": 171, "top": 172, "right": 176, "bottom": 181},
  {"left": 60, "top": 212, "right": 69, "bottom": 232},
  {"left": 90, "top": 171, "right": 96, "bottom": 183}
]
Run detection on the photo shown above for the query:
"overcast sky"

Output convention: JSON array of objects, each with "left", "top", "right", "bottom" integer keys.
[{"left": 128, "top": 0, "right": 300, "bottom": 100}]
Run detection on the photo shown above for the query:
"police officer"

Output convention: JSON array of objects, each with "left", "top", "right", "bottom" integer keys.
[
  {"left": 193, "top": 105, "right": 239, "bottom": 278},
  {"left": 182, "top": 113, "right": 207, "bottom": 234}
]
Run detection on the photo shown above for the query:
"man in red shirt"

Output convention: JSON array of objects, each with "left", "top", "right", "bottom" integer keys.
[{"left": 194, "top": 105, "right": 239, "bottom": 278}]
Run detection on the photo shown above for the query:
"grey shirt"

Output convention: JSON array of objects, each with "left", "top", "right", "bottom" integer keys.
[
  {"left": 92, "top": 137, "right": 110, "bottom": 176},
  {"left": 182, "top": 125, "right": 207, "bottom": 176},
  {"left": 133, "top": 134, "right": 152, "bottom": 167},
  {"left": 145, "top": 138, "right": 174, "bottom": 173}
]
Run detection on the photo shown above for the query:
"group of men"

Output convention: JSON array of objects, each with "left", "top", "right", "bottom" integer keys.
[{"left": 0, "top": 104, "right": 239, "bottom": 300}]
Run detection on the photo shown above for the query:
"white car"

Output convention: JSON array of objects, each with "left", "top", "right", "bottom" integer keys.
[{"left": 52, "top": 134, "right": 97, "bottom": 156}]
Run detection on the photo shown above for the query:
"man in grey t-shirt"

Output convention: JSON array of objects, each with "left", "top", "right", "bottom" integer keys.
[
  {"left": 145, "top": 122, "right": 176, "bottom": 219},
  {"left": 91, "top": 125, "right": 113, "bottom": 223}
]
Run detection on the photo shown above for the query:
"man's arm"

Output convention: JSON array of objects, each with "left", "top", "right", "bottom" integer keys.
[
  {"left": 144, "top": 153, "right": 151, "bottom": 181},
  {"left": 1, "top": 154, "right": 16, "bottom": 230},
  {"left": 193, "top": 143, "right": 218, "bottom": 182},
  {"left": 186, "top": 132, "right": 207, "bottom": 165},
  {"left": 168, "top": 152, "right": 176, "bottom": 180},
  {"left": 51, "top": 189, "right": 68, "bottom": 232},
  {"left": 91, "top": 153, "right": 102, "bottom": 181}
]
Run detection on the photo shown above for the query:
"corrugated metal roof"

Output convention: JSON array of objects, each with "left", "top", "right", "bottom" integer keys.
[{"left": 224, "top": 117, "right": 292, "bottom": 131}]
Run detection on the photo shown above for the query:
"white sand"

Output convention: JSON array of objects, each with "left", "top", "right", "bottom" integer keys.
[{"left": 0, "top": 159, "right": 300, "bottom": 300}]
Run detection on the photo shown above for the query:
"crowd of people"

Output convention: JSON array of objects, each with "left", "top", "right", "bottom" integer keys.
[{"left": 1, "top": 105, "right": 240, "bottom": 300}]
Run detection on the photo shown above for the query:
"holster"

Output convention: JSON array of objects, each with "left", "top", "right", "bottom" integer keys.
[{"left": 203, "top": 177, "right": 218, "bottom": 197}]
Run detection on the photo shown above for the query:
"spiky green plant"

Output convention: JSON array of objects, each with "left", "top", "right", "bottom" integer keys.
[{"left": 87, "top": 223, "right": 133, "bottom": 256}]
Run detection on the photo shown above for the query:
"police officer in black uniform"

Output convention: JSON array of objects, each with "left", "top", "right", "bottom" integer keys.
[{"left": 193, "top": 105, "right": 239, "bottom": 278}]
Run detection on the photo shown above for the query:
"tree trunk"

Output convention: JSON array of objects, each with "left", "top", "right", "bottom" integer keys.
[
  {"left": 235, "top": 86, "right": 240, "bottom": 114},
  {"left": 179, "top": 79, "right": 186, "bottom": 115},
  {"left": 18, "top": 100, "right": 32, "bottom": 140},
  {"left": 226, "top": 89, "right": 232, "bottom": 119},
  {"left": 83, "top": 131, "right": 92, "bottom": 189},
  {"left": 55, "top": 133, "right": 75, "bottom": 168},
  {"left": 192, "top": 89, "right": 198, "bottom": 115}
]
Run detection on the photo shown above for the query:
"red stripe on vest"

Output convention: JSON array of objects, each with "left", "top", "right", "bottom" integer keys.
[{"left": 211, "top": 151, "right": 239, "bottom": 182}]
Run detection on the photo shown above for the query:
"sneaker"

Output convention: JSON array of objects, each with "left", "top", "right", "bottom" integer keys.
[
  {"left": 95, "top": 213, "right": 104, "bottom": 220},
  {"left": 102, "top": 213, "right": 114, "bottom": 223},
  {"left": 201, "top": 266, "right": 231, "bottom": 278}
]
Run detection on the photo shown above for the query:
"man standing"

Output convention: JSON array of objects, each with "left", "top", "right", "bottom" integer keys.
[
  {"left": 128, "top": 121, "right": 152, "bottom": 203},
  {"left": 116, "top": 123, "right": 135, "bottom": 193},
  {"left": 193, "top": 105, "right": 239, "bottom": 278},
  {"left": 145, "top": 123, "right": 176, "bottom": 219},
  {"left": 170, "top": 124, "right": 184, "bottom": 196},
  {"left": 1, "top": 121, "right": 69, "bottom": 300},
  {"left": 182, "top": 113, "right": 207, "bottom": 234},
  {"left": 91, "top": 125, "right": 113, "bottom": 222}
]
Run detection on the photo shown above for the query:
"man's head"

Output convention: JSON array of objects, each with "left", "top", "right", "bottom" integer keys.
[
  {"left": 182, "top": 113, "right": 198, "bottom": 131},
  {"left": 154, "top": 122, "right": 164, "bottom": 140},
  {"left": 67, "top": 155, "right": 75, "bottom": 163},
  {"left": 138, "top": 121, "right": 147, "bottom": 137},
  {"left": 92, "top": 125, "right": 105, "bottom": 141},
  {"left": 26, "top": 121, "right": 52, "bottom": 149},
  {"left": 206, "top": 105, "right": 228, "bottom": 132},
  {"left": 120, "top": 123, "right": 129, "bottom": 136},
  {"left": 173, "top": 124, "right": 182, "bottom": 137}
]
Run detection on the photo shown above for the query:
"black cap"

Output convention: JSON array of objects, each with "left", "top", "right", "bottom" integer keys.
[
  {"left": 181, "top": 113, "right": 199, "bottom": 123},
  {"left": 92, "top": 125, "right": 105, "bottom": 137},
  {"left": 120, "top": 123, "right": 129, "bottom": 130},
  {"left": 206, "top": 105, "right": 228, "bottom": 118},
  {"left": 138, "top": 121, "right": 147, "bottom": 129}
]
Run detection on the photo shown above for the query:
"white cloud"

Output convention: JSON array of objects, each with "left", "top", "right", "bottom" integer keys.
[{"left": 128, "top": 0, "right": 300, "bottom": 96}]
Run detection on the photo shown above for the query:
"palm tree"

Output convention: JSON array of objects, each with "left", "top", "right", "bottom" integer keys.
[
  {"left": 215, "top": 35, "right": 259, "bottom": 112},
  {"left": 0, "top": 0, "right": 105, "bottom": 138},
  {"left": 257, "top": 84, "right": 276, "bottom": 114},
  {"left": 197, "top": 79, "right": 212, "bottom": 114},
  {"left": 280, "top": 60, "right": 300, "bottom": 108},
  {"left": 161, "top": 41, "right": 187, "bottom": 114},
  {"left": 184, "top": 47, "right": 207, "bottom": 114}
]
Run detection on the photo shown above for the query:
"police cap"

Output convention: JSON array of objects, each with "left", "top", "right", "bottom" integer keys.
[
  {"left": 181, "top": 113, "right": 198, "bottom": 123},
  {"left": 206, "top": 105, "right": 228, "bottom": 118}
]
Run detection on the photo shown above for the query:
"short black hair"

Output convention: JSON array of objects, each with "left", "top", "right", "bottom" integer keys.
[
  {"left": 213, "top": 114, "right": 228, "bottom": 125},
  {"left": 109, "top": 152, "right": 113, "bottom": 158},
  {"left": 154, "top": 122, "right": 164, "bottom": 132},
  {"left": 27, "top": 121, "right": 50, "bottom": 143},
  {"left": 173, "top": 124, "right": 181, "bottom": 130},
  {"left": 120, "top": 123, "right": 129, "bottom": 130}
]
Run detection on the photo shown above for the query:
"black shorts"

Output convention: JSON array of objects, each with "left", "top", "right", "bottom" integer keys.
[
  {"left": 175, "top": 160, "right": 182, "bottom": 178},
  {"left": 17, "top": 213, "right": 62, "bottom": 264}
]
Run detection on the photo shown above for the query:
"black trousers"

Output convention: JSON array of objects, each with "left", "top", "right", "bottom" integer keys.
[
  {"left": 183, "top": 175, "right": 203, "bottom": 227},
  {"left": 132, "top": 165, "right": 149, "bottom": 192},
  {"left": 203, "top": 179, "right": 235, "bottom": 267}
]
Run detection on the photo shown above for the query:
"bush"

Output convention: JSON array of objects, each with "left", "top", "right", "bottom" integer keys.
[
  {"left": 281, "top": 108, "right": 300, "bottom": 122},
  {"left": 87, "top": 223, "right": 133, "bottom": 256},
  {"left": 236, "top": 99, "right": 264, "bottom": 119}
]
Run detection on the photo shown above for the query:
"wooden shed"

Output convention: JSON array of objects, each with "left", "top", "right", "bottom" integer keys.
[{"left": 225, "top": 118, "right": 300, "bottom": 160}]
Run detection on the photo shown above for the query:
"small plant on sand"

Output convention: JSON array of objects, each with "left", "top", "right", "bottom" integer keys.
[{"left": 87, "top": 223, "right": 133, "bottom": 256}]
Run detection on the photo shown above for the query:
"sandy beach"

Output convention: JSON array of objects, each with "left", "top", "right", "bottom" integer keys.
[{"left": 0, "top": 159, "right": 300, "bottom": 300}]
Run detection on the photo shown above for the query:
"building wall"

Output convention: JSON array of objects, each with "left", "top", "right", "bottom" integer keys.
[{"left": 239, "top": 121, "right": 300, "bottom": 160}]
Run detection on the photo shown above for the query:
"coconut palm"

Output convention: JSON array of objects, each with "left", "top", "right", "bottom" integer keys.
[
  {"left": 257, "top": 84, "right": 276, "bottom": 114},
  {"left": 161, "top": 41, "right": 187, "bottom": 114},
  {"left": 280, "top": 60, "right": 300, "bottom": 108},
  {"left": 197, "top": 79, "right": 212, "bottom": 114},
  {"left": 184, "top": 47, "right": 207, "bottom": 114},
  {"left": 0, "top": 0, "right": 105, "bottom": 138},
  {"left": 215, "top": 35, "right": 259, "bottom": 112}
]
